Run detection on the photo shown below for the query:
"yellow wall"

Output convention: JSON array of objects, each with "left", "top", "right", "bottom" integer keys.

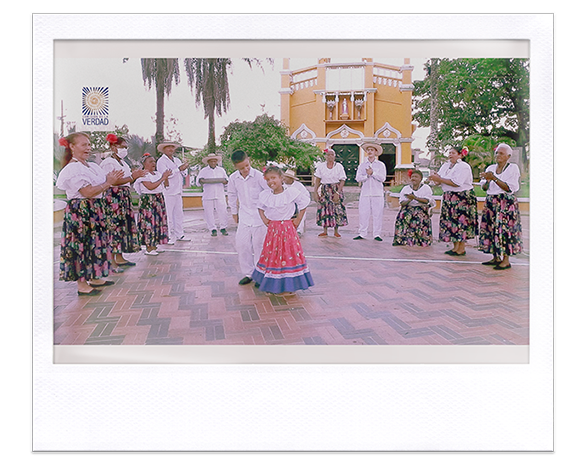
[{"left": 281, "top": 58, "right": 415, "bottom": 184}]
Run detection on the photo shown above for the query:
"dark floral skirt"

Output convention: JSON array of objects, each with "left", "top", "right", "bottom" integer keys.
[
  {"left": 439, "top": 189, "right": 478, "bottom": 242},
  {"left": 393, "top": 205, "right": 433, "bottom": 247},
  {"left": 316, "top": 183, "right": 348, "bottom": 228},
  {"left": 479, "top": 193, "right": 523, "bottom": 256},
  {"left": 59, "top": 198, "right": 112, "bottom": 282},
  {"left": 103, "top": 186, "right": 140, "bottom": 253},
  {"left": 138, "top": 193, "right": 169, "bottom": 248}
]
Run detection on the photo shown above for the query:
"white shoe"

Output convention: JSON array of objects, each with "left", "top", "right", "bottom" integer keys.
[
  {"left": 176, "top": 235, "right": 190, "bottom": 241},
  {"left": 144, "top": 250, "right": 159, "bottom": 256},
  {"left": 167, "top": 240, "right": 176, "bottom": 245}
]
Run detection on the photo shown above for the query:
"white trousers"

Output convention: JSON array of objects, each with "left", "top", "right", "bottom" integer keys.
[
  {"left": 163, "top": 193, "right": 184, "bottom": 241},
  {"left": 236, "top": 223, "right": 267, "bottom": 278},
  {"left": 203, "top": 197, "right": 229, "bottom": 230},
  {"left": 358, "top": 195, "right": 385, "bottom": 238}
]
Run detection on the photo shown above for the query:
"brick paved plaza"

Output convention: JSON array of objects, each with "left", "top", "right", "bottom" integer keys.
[{"left": 53, "top": 195, "right": 529, "bottom": 346}]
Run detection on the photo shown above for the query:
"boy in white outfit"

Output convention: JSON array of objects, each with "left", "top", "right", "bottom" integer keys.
[
  {"left": 354, "top": 143, "right": 387, "bottom": 241},
  {"left": 227, "top": 150, "right": 269, "bottom": 285},
  {"left": 282, "top": 168, "right": 310, "bottom": 236},
  {"left": 196, "top": 153, "right": 229, "bottom": 237}
]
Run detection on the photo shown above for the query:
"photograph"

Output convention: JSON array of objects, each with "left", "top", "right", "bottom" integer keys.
[{"left": 52, "top": 44, "right": 530, "bottom": 357}]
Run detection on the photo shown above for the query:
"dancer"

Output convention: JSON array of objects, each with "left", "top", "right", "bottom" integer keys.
[
  {"left": 252, "top": 166, "right": 314, "bottom": 295},
  {"left": 133, "top": 154, "right": 172, "bottom": 256},
  {"left": 353, "top": 142, "right": 386, "bottom": 241},
  {"left": 101, "top": 133, "right": 145, "bottom": 270},
  {"left": 196, "top": 153, "right": 229, "bottom": 237},
  {"left": 478, "top": 143, "right": 523, "bottom": 270},
  {"left": 227, "top": 150, "right": 269, "bottom": 285},
  {"left": 392, "top": 169, "right": 435, "bottom": 247},
  {"left": 56, "top": 132, "right": 123, "bottom": 295},
  {"left": 428, "top": 147, "right": 478, "bottom": 256},
  {"left": 313, "top": 148, "right": 348, "bottom": 237}
]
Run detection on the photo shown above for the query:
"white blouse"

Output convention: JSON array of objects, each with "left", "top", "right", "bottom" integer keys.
[
  {"left": 399, "top": 184, "right": 436, "bottom": 208},
  {"left": 134, "top": 172, "right": 165, "bottom": 195},
  {"left": 437, "top": 160, "right": 474, "bottom": 192},
  {"left": 314, "top": 162, "right": 347, "bottom": 185},
  {"left": 100, "top": 156, "right": 132, "bottom": 187},
  {"left": 56, "top": 161, "right": 107, "bottom": 200},
  {"left": 480, "top": 163, "right": 521, "bottom": 195},
  {"left": 258, "top": 186, "right": 311, "bottom": 221}
]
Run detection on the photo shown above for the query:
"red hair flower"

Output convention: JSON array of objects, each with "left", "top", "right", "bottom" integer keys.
[
  {"left": 58, "top": 137, "right": 69, "bottom": 148},
  {"left": 143, "top": 152, "right": 151, "bottom": 157},
  {"left": 407, "top": 169, "right": 413, "bottom": 178},
  {"left": 106, "top": 133, "right": 118, "bottom": 144},
  {"left": 461, "top": 148, "right": 468, "bottom": 157}
]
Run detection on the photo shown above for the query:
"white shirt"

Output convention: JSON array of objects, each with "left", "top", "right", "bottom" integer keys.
[
  {"left": 56, "top": 160, "right": 107, "bottom": 200},
  {"left": 196, "top": 165, "right": 228, "bottom": 200},
  {"left": 156, "top": 154, "right": 187, "bottom": 195},
  {"left": 100, "top": 156, "right": 132, "bottom": 187},
  {"left": 437, "top": 160, "right": 474, "bottom": 192},
  {"left": 355, "top": 159, "right": 387, "bottom": 196},
  {"left": 258, "top": 186, "right": 311, "bottom": 221},
  {"left": 134, "top": 172, "right": 165, "bottom": 195},
  {"left": 285, "top": 179, "right": 311, "bottom": 204},
  {"left": 227, "top": 167, "right": 269, "bottom": 226},
  {"left": 399, "top": 184, "right": 436, "bottom": 208},
  {"left": 314, "top": 162, "right": 347, "bottom": 184},
  {"left": 480, "top": 163, "right": 520, "bottom": 195}
]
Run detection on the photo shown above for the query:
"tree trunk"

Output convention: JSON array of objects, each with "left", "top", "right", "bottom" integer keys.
[
  {"left": 155, "top": 78, "right": 165, "bottom": 151},
  {"left": 207, "top": 110, "right": 216, "bottom": 153}
]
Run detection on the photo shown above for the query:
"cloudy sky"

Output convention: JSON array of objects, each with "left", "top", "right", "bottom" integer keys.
[{"left": 54, "top": 56, "right": 430, "bottom": 154}]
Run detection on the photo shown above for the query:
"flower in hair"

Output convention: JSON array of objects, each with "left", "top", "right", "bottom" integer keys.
[
  {"left": 58, "top": 137, "right": 69, "bottom": 148},
  {"left": 408, "top": 169, "right": 413, "bottom": 177},
  {"left": 106, "top": 133, "right": 118, "bottom": 144},
  {"left": 143, "top": 152, "right": 151, "bottom": 157},
  {"left": 461, "top": 148, "right": 468, "bottom": 157}
]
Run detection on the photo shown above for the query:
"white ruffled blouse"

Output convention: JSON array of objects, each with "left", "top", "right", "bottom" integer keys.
[
  {"left": 56, "top": 160, "right": 107, "bottom": 200},
  {"left": 258, "top": 186, "right": 310, "bottom": 221},
  {"left": 100, "top": 156, "right": 132, "bottom": 187},
  {"left": 134, "top": 172, "right": 165, "bottom": 195}
]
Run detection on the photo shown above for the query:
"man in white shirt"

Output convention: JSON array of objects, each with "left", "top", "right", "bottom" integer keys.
[
  {"left": 196, "top": 153, "right": 229, "bottom": 237},
  {"left": 354, "top": 143, "right": 387, "bottom": 241},
  {"left": 156, "top": 141, "right": 191, "bottom": 245},
  {"left": 227, "top": 150, "right": 269, "bottom": 285}
]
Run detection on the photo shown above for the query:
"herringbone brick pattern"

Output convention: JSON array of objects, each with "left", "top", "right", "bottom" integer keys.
[{"left": 54, "top": 204, "right": 529, "bottom": 345}]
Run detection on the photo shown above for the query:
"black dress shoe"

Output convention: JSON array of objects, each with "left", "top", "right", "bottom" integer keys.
[
  {"left": 353, "top": 236, "right": 364, "bottom": 240},
  {"left": 444, "top": 250, "right": 455, "bottom": 255},
  {"left": 211, "top": 230, "right": 218, "bottom": 237},
  {"left": 239, "top": 276, "right": 253, "bottom": 285},
  {"left": 493, "top": 264, "right": 512, "bottom": 270},
  {"left": 89, "top": 280, "right": 115, "bottom": 287},
  {"left": 117, "top": 261, "right": 136, "bottom": 267},
  {"left": 220, "top": 228, "right": 228, "bottom": 236},
  {"left": 482, "top": 259, "right": 501, "bottom": 266},
  {"left": 77, "top": 288, "right": 101, "bottom": 296},
  {"left": 374, "top": 236, "right": 383, "bottom": 242}
]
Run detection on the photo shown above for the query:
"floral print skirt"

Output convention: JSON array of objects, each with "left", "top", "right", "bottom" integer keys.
[
  {"left": 103, "top": 186, "right": 140, "bottom": 254},
  {"left": 439, "top": 189, "right": 478, "bottom": 242},
  {"left": 393, "top": 205, "right": 433, "bottom": 247},
  {"left": 252, "top": 220, "right": 314, "bottom": 294},
  {"left": 59, "top": 198, "right": 112, "bottom": 282},
  {"left": 316, "top": 183, "right": 348, "bottom": 228},
  {"left": 138, "top": 193, "right": 169, "bottom": 248},
  {"left": 479, "top": 193, "right": 523, "bottom": 256}
]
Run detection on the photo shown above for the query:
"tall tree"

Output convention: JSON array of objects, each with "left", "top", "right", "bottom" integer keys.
[
  {"left": 141, "top": 59, "right": 180, "bottom": 150},
  {"left": 183, "top": 58, "right": 232, "bottom": 154},
  {"left": 413, "top": 58, "right": 530, "bottom": 168},
  {"left": 183, "top": 58, "right": 273, "bottom": 153}
]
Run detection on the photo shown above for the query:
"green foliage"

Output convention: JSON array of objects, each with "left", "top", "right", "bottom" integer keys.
[
  {"left": 87, "top": 125, "right": 130, "bottom": 155},
  {"left": 219, "top": 114, "right": 322, "bottom": 174},
  {"left": 413, "top": 58, "right": 530, "bottom": 167}
]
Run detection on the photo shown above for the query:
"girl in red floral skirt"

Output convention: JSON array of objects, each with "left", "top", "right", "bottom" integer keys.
[{"left": 252, "top": 166, "right": 314, "bottom": 295}]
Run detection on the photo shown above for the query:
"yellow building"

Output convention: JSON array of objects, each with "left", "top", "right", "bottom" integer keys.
[{"left": 280, "top": 58, "right": 416, "bottom": 185}]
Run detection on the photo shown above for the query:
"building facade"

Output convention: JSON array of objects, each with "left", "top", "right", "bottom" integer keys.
[{"left": 280, "top": 58, "right": 416, "bottom": 185}]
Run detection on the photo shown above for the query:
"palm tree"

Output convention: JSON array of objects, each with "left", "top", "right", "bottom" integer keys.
[
  {"left": 183, "top": 58, "right": 231, "bottom": 153},
  {"left": 141, "top": 59, "right": 180, "bottom": 150},
  {"left": 183, "top": 58, "right": 273, "bottom": 153}
]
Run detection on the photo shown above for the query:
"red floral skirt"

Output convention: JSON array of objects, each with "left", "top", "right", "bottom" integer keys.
[{"left": 252, "top": 220, "right": 314, "bottom": 293}]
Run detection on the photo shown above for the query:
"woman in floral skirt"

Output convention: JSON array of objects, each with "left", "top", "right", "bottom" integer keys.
[
  {"left": 313, "top": 148, "right": 348, "bottom": 238},
  {"left": 56, "top": 132, "right": 123, "bottom": 295},
  {"left": 478, "top": 143, "right": 523, "bottom": 270},
  {"left": 393, "top": 169, "right": 435, "bottom": 247},
  {"left": 133, "top": 154, "right": 172, "bottom": 256},
  {"left": 428, "top": 147, "right": 478, "bottom": 256},
  {"left": 252, "top": 166, "right": 314, "bottom": 295},
  {"left": 100, "top": 133, "right": 146, "bottom": 271}
]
